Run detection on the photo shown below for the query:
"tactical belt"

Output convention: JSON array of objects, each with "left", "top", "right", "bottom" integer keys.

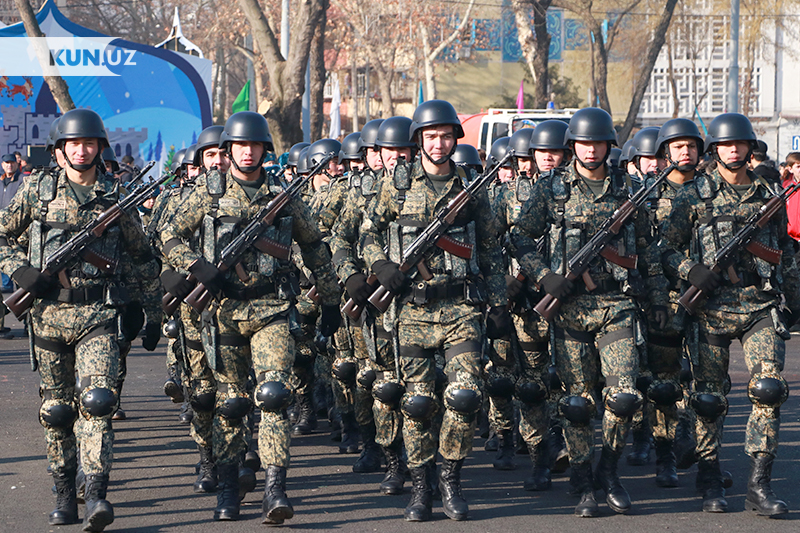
[
  {"left": 375, "top": 328, "right": 393, "bottom": 340},
  {"left": 401, "top": 281, "right": 465, "bottom": 306},
  {"left": 223, "top": 284, "right": 276, "bottom": 300},
  {"left": 185, "top": 338, "right": 204, "bottom": 352},
  {"left": 399, "top": 345, "right": 436, "bottom": 358},
  {"left": 648, "top": 333, "right": 682, "bottom": 348},
  {"left": 219, "top": 334, "right": 249, "bottom": 347},
  {"left": 574, "top": 278, "right": 619, "bottom": 295},
  {"left": 518, "top": 340, "right": 548, "bottom": 352},
  {"left": 42, "top": 285, "right": 105, "bottom": 304}
]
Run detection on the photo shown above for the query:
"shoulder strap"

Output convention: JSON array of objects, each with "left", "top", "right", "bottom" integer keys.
[
  {"left": 550, "top": 170, "right": 569, "bottom": 228},
  {"left": 206, "top": 170, "right": 227, "bottom": 218}
]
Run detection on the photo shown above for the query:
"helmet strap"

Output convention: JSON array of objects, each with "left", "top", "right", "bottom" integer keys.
[
  {"left": 712, "top": 145, "right": 751, "bottom": 171},
  {"left": 665, "top": 152, "right": 697, "bottom": 173}
]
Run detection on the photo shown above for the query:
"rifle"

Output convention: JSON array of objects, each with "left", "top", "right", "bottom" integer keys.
[
  {"left": 342, "top": 152, "right": 513, "bottom": 318},
  {"left": 678, "top": 180, "right": 800, "bottom": 314},
  {"left": 4, "top": 161, "right": 159, "bottom": 318},
  {"left": 533, "top": 163, "right": 678, "bottom": 321},
  {"left": 180, "top": 153, "right": 336, "bottom": 314}
]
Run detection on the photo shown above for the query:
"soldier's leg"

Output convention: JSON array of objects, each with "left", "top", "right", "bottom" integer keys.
[
  {"left": 647, "top": 330, "right": 683, "bottom": 487},
  {"left": 741, "top": 315, "right": 788, "bottom": 516},
  {"left": 351, "top": 324, "right": 382, "bottom": 472},
  {"left": 627, "top": 350, "right": 653, "bottom": 466},
  {"left": 251, "top": 317, "right": 295, "bottom": 525},
  {"left": 484, "top": 337, "right": 517, "bottom": 471},
  {"left": 111, "top": 341, "right": 130, "bottom": 421},
  {"left": 331, "top": 323, "right": 359, "bottom": 453}
]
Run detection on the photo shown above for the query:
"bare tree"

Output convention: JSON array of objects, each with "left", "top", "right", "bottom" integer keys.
[
  {"left": 417, "top": 0, "right": 475, "bottom": 100},
  {"left": 309, "top": 1, "right": 328, "bottom": 139},
  {"left": 510, "top": 0, "right": 552, "bottom": 108}
]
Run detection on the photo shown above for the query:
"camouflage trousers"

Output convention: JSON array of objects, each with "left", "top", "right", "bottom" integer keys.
[
  {"left": 692, "top": 306, "right": 786, "bottom": 460},
  {"left": 644, "top": 301, "right": 684, "bottom": 443},
  {"left": 486, "top": 311, "right": 551, "bottom": 449},
  {"left": 396, "top": 299, "right": 483, "bottom": 468},
  {"left": 553, "top": 300, "right": 640, "bottom": 464},
  {"left": 179, "top": 303, "right": 215, "bottom": 449},
  {"left": 293, "top": 308, "right": 319, "bottom": 397},
  {"left": 362, "top": 314, "right": 402, "bottom": 448},
  {"left": 331, "top": 317, "right": 357, "bottom": 418},
  {"left": 33, "top": 302, "right": 119, "bottom": 477},
  {"left": 212, "top": 299, "right": 296, "bottom": 468}
]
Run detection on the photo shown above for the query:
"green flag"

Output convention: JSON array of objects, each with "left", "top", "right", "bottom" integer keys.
[{"left": 232, "top": 80, "right": 250, "bottom": 113}]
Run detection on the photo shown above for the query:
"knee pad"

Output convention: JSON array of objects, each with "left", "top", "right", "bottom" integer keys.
[
  {"left": 356, "top": 368, "right": 377, "bottom": 391},
  {"left": 690, "top": 392, "right": 728, "bottom": 422},
  {"left": 559, "top": 395, "right": 595, "bottom": 426},
  {"left": 40, "top": 401, "right": 78, "bottom": 429},
  {"left": 636, "top": 374, "right": 653, "bottom": 395},
  {"left": 647, "top": 380, "right": 682, "bottom": 407},
  {"left": 485, "top": 376, "right": 515, "bottom": 400},
  {"left": 219, "top": 395, "right": 252, "bottom": 420},
  {"left": 516, "top": 377, "right": 547, "bottom": 406},
  {"left": 80, "top": 387, "right": 117, "bottom": 417},
  {"left": 401, "top": 394, "right": 437, "bottom": 421},
  {"left": 748, "top": 374, "right": 789, "bottom": 409},
  {"left": 444, "top": 383, "right": 482, "bottom": 416},
  {"left": 373, "top": 380, "right": 405, "bottom": 409},
  {"left": 332, "top": 359, "right": 357, "bottom": 387},
  {"left": 255, "top": 381, "right": 292, "bottom": 412},
  {"left": 163, "top": 319, "right": 180, "bottom": 339},
  {"left": 191, "top": 391, "right": 216, "bottom": 412},
  {"left": 604, "top": 387, "right": 643, "bottom": 418}
]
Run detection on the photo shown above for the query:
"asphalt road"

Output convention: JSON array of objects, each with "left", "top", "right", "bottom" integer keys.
[{"left": 2, "top": 314, "right": 800, "bottom": 533}]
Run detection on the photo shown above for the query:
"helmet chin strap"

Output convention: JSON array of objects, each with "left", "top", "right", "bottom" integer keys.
[
  {"left": 712, "top": 145, "right": 751, "bottom": 171},
  {"left": 64, "top": 154, "right": 100, "bottom": 172},
  {"left": 229, "top": 152, "right": 264, "bottom": 174},
  {"left": 419, "top": 137, "right": 456, "bottom": 166},
  {"left": 665, "top": 152, "right": 697, "bottom": 173},
  {"left": 572, "top": 141, "right": 609, "bottom": 171}
]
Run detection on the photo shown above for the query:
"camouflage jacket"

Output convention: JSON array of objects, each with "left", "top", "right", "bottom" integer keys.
[
  {"left": 160, "top": 168, "right": 340, "bottom": 306},
  {"left": 660, "top": 167, "right": 800, "bottom": 314},
  {"left": 361, "top": 159, "right": 507, "bottom": 307}
]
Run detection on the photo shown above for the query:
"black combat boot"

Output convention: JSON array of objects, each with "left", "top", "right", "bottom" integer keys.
[
  {"left": 696, "top": 458, "right": 727, "bottom": 513},
  {"left": 484, "top": 429, "right": 499, "bottom": 452},
  {"left": 626, "top": 426, "right": 652, "bottom": 466},
  {"left": 213, "top": 464, "right": 240, "bottom": 521},
  {"left": 673, "top": 416, "right": 697, "bottom": 469},
  {"left": 194, "top": 445, "right": 217, "bottom": 493},
  {"left": 291, "top": 393, "right": 317, "bottom": 435},
  {"left": 339, "top": 411, "right": 361, "bottom": 454},
  {"left": 595, "top": 446, "right": 632, "bottom": 514},
  {"left": 178, "top": 390, "right": 193, "bottom": 425},
  {"left": 427, "top": 459, "right": 441, "bottom": 500},
  {"left": 238, "top": 456, "right": 256, "bottom": 501},
  {"left": 112, "top": 382, "right": 126, "bottom": 421},
  {"left": 404, "top": 466, "right": 433, "bottom": 522},
  {"left": 745, "top": 453, "right": 787, "bottom": 517},
  {"left": 244, "top": 450, "right": 261, "bottom": 472},
  {"left": 439, "top": 458, "right": 469, "bottom": 521},
  {"left": 163, "top": 365, "right": 184, "bottom": 402},
  {"left": 76, "top": 463, "right": 86, "bottom": 503},
  {"left": 524, "top": 442, "right": 552, "bottom": 491},
  {"left": 82, "top": 473, "right": 114, "bottom": 532},
  {"left": 262, "top": 465, "right": 294, "bottom": 525},
  {"left": 380, "top": 445, "right": 405, "bottom": 495},
  {"left": 49, "top": 469, "right": 79, "bottom": 525},
  {"left": 353, "top": 422, "right": 382, "bottom": 473},
  {"left": 492, "top": 429, "right": 516, "bottom": 471},
  {"left": 654, "top": 438, "right": 679, "bottom": 488},
  {"left": 571, "top": 462, "right": 600, "bottom": 518},
  {"left": 547, "top": 425, "right": 570, "bottom": 474}
]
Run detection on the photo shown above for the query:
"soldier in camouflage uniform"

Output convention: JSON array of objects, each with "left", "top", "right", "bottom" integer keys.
[
  {"left": 161, "top": 112, "right": 341, "bottom": 523},
  {"left": 511, "top": 107, "right": 668, "bottom": 517},
  {"left": 659, "top": 113, "right": 798, "bottom": 516},
  {"left": 0, "top": 109, "right": 161, "bottom": 531},
  {"left": 487, "top": 136, "right": 512, "bottom": 203},
  {"left": 361, "top": 100, "right": 510, "bottom": 522},
  {"left": 283, "top": 142, "right": 310, "bottom": 185}
]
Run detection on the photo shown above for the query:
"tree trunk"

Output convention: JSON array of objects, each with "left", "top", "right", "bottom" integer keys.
[
  {"left": 420, "top": 25, "right": 437, "bottom": 101},
  {"left": 585, "top": 16, "right": 610, "bottom": 112},
  {"left": 309, "top": 4, "right": 327, "bottom": 140},
  {"left": 531, "top": 1, "right": 552, "bottom": 107},
  {"left": 375, "top": 63, "right": 395, "bottom": 117},
  {"left": 666, "top": 39, "right": 680, "bottom": 118},
  {"left": 420, "top": 0, "right": 475, "bottom": 102},
  {"left": 618, "top": 0, "right": 678, "bottom": 144},
  {"left": 14, "top": 0, "right": 75, "bottom": 112},
  {"left": 511, "top": 0, "right": 539, "bottom": 92}
]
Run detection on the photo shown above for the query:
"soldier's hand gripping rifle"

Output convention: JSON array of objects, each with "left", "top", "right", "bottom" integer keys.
[
  {"left": 678, "top": 180, "right": 800, "bottom": 314},
  {"left": 533, "top": 163, "right": 677, "bottom": 321},
  {"left": 340, "top": 152, "right": 514, "bottom": 318},
  {"left": 4, "top": 161, "right": 159, "bottom": 318},
  {"left": 180, "top": 153, "right": 336, "bottom": 314}
]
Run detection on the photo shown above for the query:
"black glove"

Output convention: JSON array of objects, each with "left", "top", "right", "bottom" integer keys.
[
  {"left": 345, "top": 273, "right": 372, "bottom": 306},
  {"left": 142, "top": 322, "right": 161, "bottom": 351},
  {"left": 486, "top": 306, "right": 512, "bottom": 339},
  {"left": 539, "top": 272, "right": 574, "bottom": 300},
  {"left": 687, "top": 264, "right": 721, "bottom": 294},
  {"left": 160, "top": 270, "right": 194, "bottom": 300},
  {"left": 372, "top": 259, "right": 407, "bottom": 293},
  {"left": 651, "top": 305, "right": 669, "bottom": 330},
  {"left": 318, "top": 304, "right": 342, "bottom": 338},
  {"left": 505, "top": 274, "right": 524, "bottom": 301},
  {"left": 121, "top": 301, "right": 145, "bottom": 342},
  {"left": 12, "top": 265, "right": 56, "bottom": 296},
  {"left": 189, "top": 258, "right": 225, "bottom": 295}
]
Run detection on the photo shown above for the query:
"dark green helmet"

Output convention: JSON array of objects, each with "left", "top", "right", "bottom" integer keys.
[
  {"left": 704, "top": 113, "right": 757, "bottom": 152},
  {"left": 530, "top": 120, "right": 570, "bottom": 151},
  {"left": 183, "top": 144, "right": 198, "bottom": 168},
  {"left": 194, "top": 125, "right": 224, "bottom": 165},
  {"left": 339, "top": 132, "right": 362, "bottom": 163},
  {"left": 219, "top": 111, "right": 274, "bottom": 152},
  {"left": 45, "top": 117, "right": 61, "bottom": 152},
  {"left": 295, "top": 147, "right": 311, "bottom": 175},
  {"left": 357, "top": 119, "right": 384, "bottom": 151},
  {"left": 287, "top": 142, "right": 310, "bottom": 168},
  {"left": 55, "top": 109, "right": 109, "bottom": 149},
  {"left": 452, "top": 144, "right": 483, "bottom": 170},
  {"left": 630, "top": 127, "right": 661, "bottom": 158},
  {"left": 171, "top": 149, "right": 187, "bottom": 173},
  {"left": 101, "top": 146, "right": 119, "bottom": 173},
  {"left": 376, "top": 116, "right": 416, "bottom": 148},
  {"left": 620, "top": 139, "right": 636, "bottom": 166},
  {"left": 564, "top": 107, "right": 618, "bottom": 145},
  {"left": 656, "top": 118, "right": 703, "bottom": 156},
  {"left": 607, "top": 147, "right": 622, "bottom": 169},
  {"left": 508, "top": 128, "right": 535, "bottom": 158},
  {"left": 308, "top": 138, "right": 342, "bottom": 167},
  {"left": 489, "top": 137, "right": 512, "bottom": 168},
  {"left": 409, "top": 100, "right": 464, "bottom": 140}
]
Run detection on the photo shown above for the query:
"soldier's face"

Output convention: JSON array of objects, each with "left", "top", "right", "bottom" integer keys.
[
  {"left": 573, "top": 141, "right": 607, "bottom": 167},
  {"left": 54, "top": 148, "right": 66, "bottom": 169},
  {"left": 534, "top": 149, "right": 564, "bottom": 172},
  {"left": 203, "top": 147, "right": 230, "bottom": 173},
  {"left": 498, "top": 167, "right": 514, "bottom": 183},
  {"left": 366, "top": 147, "right": 383, "bottom": 171},
  {"left": 230, "top": 141, "right": 264, "bottom": 169},
  {"left": 186, "top": 164, "right": 200, "bottom": 178},
  {"left": 516, "top": 156, "right": 533, "bottom": 175},
  {"left": 327, "top": 160, "right": 345, "bottom": 177},
  {"left": 638, "top": 156, "right": 664, "bottom": 174},
  {"left": 716, "top": 141, "right": 750, "bottom": 166},
  {"left": 421, "top": 126, "right": 455, "bottom": 161},
  {"left": 64, "top": 138, "right": 99, "bottom": 167},
  {"left": 667, "top": 138, "right": 699, "bottom": 167},
  {"left": 348, "top": 160, "right": 366, "bottom": 172},
  {"left": 380, "top": 147, "right": 412, "bottom": 172}
]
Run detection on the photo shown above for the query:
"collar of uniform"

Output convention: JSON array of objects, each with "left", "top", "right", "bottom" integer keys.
[
  {"left": 710, "top": 167, "right": 770, "bottom": 201},
  {"left": 564, "top": 162, "right": 613, "bottom": 197},
  {"left": 228, "top": 167, "right": 270, "bottom": 204},
  {"left": 57, "top": 167, "right": 115, "bottom": 205}
]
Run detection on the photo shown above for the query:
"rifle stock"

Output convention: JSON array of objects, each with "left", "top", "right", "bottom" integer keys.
[
  {"left": 341, "top": 274, "right": 378, "bottom": 319},
  {"left": 162, "top": 273, "right": 196, "bottom": 315}
]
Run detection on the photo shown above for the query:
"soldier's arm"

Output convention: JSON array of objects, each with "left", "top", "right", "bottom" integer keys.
[
  {"left": 360, "top": 173, "right": 398, "bottom": 271},
  {"left": 161, "top": 186, "right": 210, "bottom": 271},
  {"left": 317, "top": 178, "right": 348, "bottom": 234},
  {"left": 0, "top": 177, "right": 37, "bottom": 275},
  {"left": 660, "top": 187, "right": 699, "bottom": 281},
  {"left": 330, "top": 189, "right": 362, "bottom": 283},
  {"left": 509, "top": 178, "right": 552, "bottom": 282},
  {"left": 288, "top": 196, "right": 341, "bottom": 305},
  {"left": 473, "top": 186, "right": 508, "bottom": 307}
]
